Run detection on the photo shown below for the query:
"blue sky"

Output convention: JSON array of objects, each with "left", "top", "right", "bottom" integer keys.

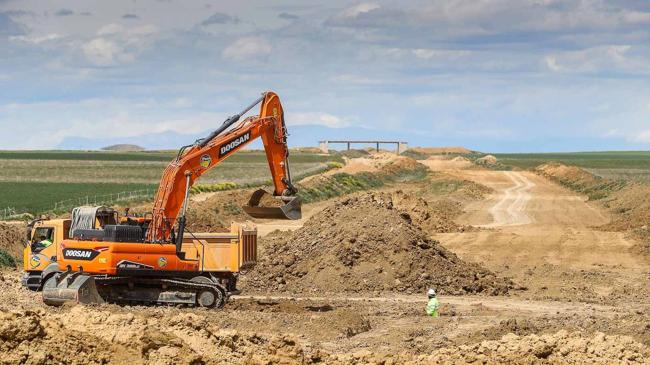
[{"left": 1, "top": 0, "right": 650, "bottom": 152}]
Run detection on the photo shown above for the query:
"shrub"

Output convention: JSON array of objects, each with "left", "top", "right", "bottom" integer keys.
[{"left": 0, "top": 249, "right": 16, "bottom": 268}]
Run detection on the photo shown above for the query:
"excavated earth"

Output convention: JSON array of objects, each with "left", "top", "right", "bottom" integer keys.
[
  {"left": 2, "top": 154, "right": 650, "bottom": 364},
  {"left": 0, "top": 223, "right": 23, "bottom": 264},
  {"left": 243, "top": 192, "right": 514, "bottom": 295}
]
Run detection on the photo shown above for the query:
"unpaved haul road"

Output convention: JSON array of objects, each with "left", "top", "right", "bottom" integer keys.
[
  {"left": 479, "top": 171, "right": 535, "bottom": 227},
  {"left": 423, "top": 164, "right": 648, "bottom": 303}
]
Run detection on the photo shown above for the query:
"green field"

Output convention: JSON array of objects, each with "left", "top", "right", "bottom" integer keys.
[
  {"left": 0, "top": 150, "right": 341, "bottom": 215},
  {"left": 493, "top": 151, "right": 650, "bottom": 170},
  {"left": 493, "top": 151, "right": 650, "bottom": 182},
  {"left": 0, "top": 182, "right": 158, "bottom": 213}
]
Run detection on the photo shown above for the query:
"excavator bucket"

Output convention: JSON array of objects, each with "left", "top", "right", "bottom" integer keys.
[
  {"left": 243, "top": 189, "right": 302, "bottom": 220},
  {"left": 42, "top": 271, "right": 105, "bottom": 306}
]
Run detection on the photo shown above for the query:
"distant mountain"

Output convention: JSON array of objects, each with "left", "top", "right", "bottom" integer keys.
[
  {"left": 101, "top": 144, "right": 145, "bottom": 152},
  {"left": 57, "top": 125, "right": 449, "bottom": 151}
]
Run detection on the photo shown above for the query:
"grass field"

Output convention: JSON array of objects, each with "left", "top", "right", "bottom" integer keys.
[
  {"left": 493, "top": 151, "right": 650, "bottom": 182},
  {"left": 0, "top": 150, "right": 341, "bottom": 215},
  {"left": 493, "top": 151, "right": 650, "bottom": 170}
]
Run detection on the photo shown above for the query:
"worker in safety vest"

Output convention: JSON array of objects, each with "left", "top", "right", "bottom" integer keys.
[
  {"left": 40, "top": 235, "right": 53, "bottom": 248},
  {"left": 426, "top": 288, "right": 440, "bottom": 317}
]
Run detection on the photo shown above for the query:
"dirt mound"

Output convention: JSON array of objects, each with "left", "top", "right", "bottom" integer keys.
[
  {"left": 185, "top": 190, "right": 252, "bottom": 232},
  {"left": 601, "top": 182, "right": 650, "bottom": 233},
  {"left": 0, "top": 223, "right": 24, "bottom": 264},
  {"left": 476, "top": 154, "right": 498, "bottom": 165},
  {"left": 428, "top": 330, "right": 649, "bottom": 364},
  {"left": 535, "top": 162, "right": 625, "bottom": 200},
  {"left": 412, "top": 146, "right": 473, "bottom": 154},
  {"left": 0, "top": 306, "right": 323, "bottom": 365},
  {"left": 243, "top": 192, "right": 513, "bottom": 295},
  {"left": 536, "top": 162, "right": 599, "bottom": 186},
  {"left": 452, "top": 156, "right": 471, "bottom": 163},
  {"left": 386, "top": 190, "right": 463, "bottom": 233}
]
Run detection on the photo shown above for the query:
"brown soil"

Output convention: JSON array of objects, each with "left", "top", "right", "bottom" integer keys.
[
  {"left": 0, "top": 305, "right": 324, "bottom": 365},
  {"left": 3, "top": 156, "right": 650, "bottom": 364},
  {"left": 243, "top": 192, "right": 514, "bottom": 295},
  {"left": 185, "top": 190, "right": 252, "bottom": 232},
  {"left": 420, "top": 155, "right": 473, "bottom": 170},
  {"left": 536, "top": 162, "right": 601, "bottom": 187},
  {"left": 427, "top": 330, "right": 649, "bottom": 364},
  {"left": 0, "top": 223, "right": 24, "bottom": 262},
  {"left": 535, "top": 162, "right": 650, "bottom": 249},
  {"left": 601, "top": 183, "right": 650, "bottom": 231},
  {"left": 476, "top": 154, "right": 499, "bottom": 165},
  {"left": 411, "top": 146, "right": 474, "bottom": 154}
]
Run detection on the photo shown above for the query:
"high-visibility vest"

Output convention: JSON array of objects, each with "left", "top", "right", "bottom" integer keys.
[{"left": 426, "top": 297, "right": 440, "bottom": 317}]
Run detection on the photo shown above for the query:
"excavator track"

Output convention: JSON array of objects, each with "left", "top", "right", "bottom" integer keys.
[{"left": 94, "top": 276, "right": 228, "bottom": 308}]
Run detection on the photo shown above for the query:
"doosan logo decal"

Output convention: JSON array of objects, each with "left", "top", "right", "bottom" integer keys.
[
  {"left": 219, "top": 132, "right": 251, "bottom": 157},
  {"left": 62, "top": 248, "right": 100, "bottom": 261}
]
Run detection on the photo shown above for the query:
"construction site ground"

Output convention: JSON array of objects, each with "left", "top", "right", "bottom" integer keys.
[{"left": 1, "top": 153, "right": 650, "bottom": 364}]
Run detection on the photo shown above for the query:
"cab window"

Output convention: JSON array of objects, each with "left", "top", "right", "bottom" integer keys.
[{"left": 32, "top": 227, "right": 54, "bottom": 243}]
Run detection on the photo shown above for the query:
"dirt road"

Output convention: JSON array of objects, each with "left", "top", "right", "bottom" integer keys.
[
  {"left": 479, "top": 171, "right": 535, "bottom": 227},
  {"left": 428, "top": 168, "right": 648, "bottom": 302}
]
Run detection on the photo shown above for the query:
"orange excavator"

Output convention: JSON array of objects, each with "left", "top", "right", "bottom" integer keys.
[{"left": 40, "top": 91, "right": 300, "bottom": 308}]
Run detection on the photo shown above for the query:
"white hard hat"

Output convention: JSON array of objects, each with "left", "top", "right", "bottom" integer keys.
[{"left": 427, "top": 288, "right": 436, "bottom": 296}]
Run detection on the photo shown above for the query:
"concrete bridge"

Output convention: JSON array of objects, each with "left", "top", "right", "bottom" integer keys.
[{"left": 318, "top": 140, "right": 408, "bottom": 154}]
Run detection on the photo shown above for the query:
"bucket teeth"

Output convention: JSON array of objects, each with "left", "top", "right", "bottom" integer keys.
[{"left": 42, "top": 272, "right": 105, "bottom": 306}]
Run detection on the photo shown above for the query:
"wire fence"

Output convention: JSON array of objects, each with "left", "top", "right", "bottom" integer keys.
[
  {"left": 52, "top": 189, "right": 156, "bottom": 212},
  {"left": 0, "top": 207, "right": 18, "bottom": 220}
]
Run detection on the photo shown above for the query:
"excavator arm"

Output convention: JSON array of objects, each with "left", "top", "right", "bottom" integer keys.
[{"left": 146, "top": 91, "right": 300, "bottom": 243}]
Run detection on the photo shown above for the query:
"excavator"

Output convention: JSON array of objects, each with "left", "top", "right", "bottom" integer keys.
[{"left": 27, "top": 91, "right": 301, "bottom": 308}]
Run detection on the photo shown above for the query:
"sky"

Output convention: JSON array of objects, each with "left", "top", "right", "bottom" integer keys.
[{"left": 1, "top": 0, "right": 650, "bottom": 152}]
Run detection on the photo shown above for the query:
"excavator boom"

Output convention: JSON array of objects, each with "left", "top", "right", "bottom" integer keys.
[{"left": 147, "top": 91, "right": 300, "bottom": 242}]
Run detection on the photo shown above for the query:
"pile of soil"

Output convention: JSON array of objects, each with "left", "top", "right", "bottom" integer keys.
[
  {"left": 185, "top": 190, "right": 253, "bottom": 232},
  {"left": 427, "top": 330, "right": 649, "bottom": 364},
  {"left": 411, "top": 147, "right": 473, "bottom": 155},
  {"left": 0, "top": 223, "right": 24, "bottom": 264},
  {"left": 0, "top": 307, "right": 323, "bottom": 365},
  {"left": 243, "top": 192, "right": 514, "bottom": 295},
  {"left": 536, "top": 162, "right": 600, "bottom": 187},
  {"left": 476, "top": 155, "right": 498, "bottom": 165},
  {"left": 601, "top": 183, "right": 650, "bottom": 232},
  {"left": 387, "top": 190, "right": 463, "bottom": 233},
  {"left": 379, "top": 156, "right": 426, "bottom": 175}
]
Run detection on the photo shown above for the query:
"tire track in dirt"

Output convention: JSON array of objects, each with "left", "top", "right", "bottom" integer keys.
[{"left": 479, "top": 171, "right": 535, "bottom": 228}]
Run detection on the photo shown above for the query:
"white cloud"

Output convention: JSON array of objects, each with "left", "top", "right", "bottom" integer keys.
[
  {"left": 287, "top": 112, "right": 350, "bottom": 128},
  {"left": 341, "top": 3, "right": 380, "bottom": 18},
  {"left": 544, "top": 55, "right": 562, "bottom": 71},
  {"left": 97, "top": 23, "right": 125, "bottom": 36},
  {"left": 0, "top": 98, "right": 224, "bottom": 149},
  {"left": 9, "top": 33, "right": 62, "bottom": 44},
  {"left": 82, "top": 38, "right": 133, "bottom": 66},
  {"left": 412, "top": 48, "right": 471, "bottom": 60},
  {"left": 82, "top": 24, "right": 159, "bottom": 66},
  {"left": 629, "top": 130, "right": 650, "bottom": 143},
  {"left": 544, "top": 45, "right": 649, "bottom": 74},
  {"left": 222, "top": 37, "right": 271, "bottom": 61}
]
